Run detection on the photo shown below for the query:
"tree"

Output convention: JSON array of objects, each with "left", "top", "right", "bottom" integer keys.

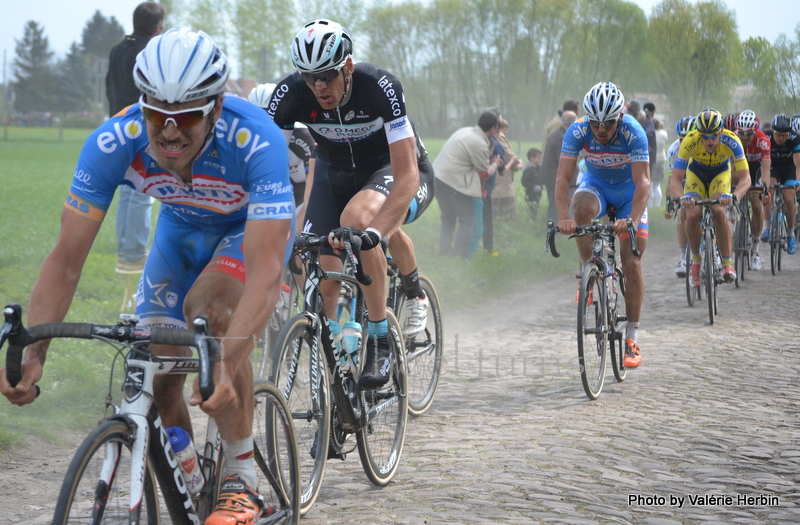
[
  {"left": 12, "top": 21, "right": 56, "bottom": 113},
  {"left": 56, "top": 42, "right": 93, "bottom": 113},
  {"left": 740, "top": 37, "right": 780, "bottom": 115},
  {"left": 81, "top": 10, "right": 125, "bottom": 60},
  {"left": 187, "top": 0, "right": 232, "bottom": 53},
  {"left": 233, "top": 0, "right": 296, "bottom": 81}
]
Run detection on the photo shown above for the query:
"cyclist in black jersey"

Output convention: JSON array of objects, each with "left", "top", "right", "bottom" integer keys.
[
  {"left": 249, "top": 82, "right": 316, "bottom": 228},
  {"left": 763, "top": 114, "right": 800, "bottom": 254},
  {"left": 266, "top": 19, "right": 436, "bottom": 388}
]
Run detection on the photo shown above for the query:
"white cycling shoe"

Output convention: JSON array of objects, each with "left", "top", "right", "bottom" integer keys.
[{"left": 402, "top": 294, "right": 429, "bottom": 337}]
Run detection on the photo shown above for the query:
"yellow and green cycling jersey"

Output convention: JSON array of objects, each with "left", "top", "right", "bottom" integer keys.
[{"left": 674, "top": 128, "right": 749, "bottom": 197}]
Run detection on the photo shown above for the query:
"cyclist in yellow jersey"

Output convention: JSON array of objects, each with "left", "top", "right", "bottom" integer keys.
[{"left": 667, "top": 109, "right": 750, "bottom": 285}]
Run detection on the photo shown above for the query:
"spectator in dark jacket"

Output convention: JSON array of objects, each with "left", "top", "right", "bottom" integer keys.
[{"left": 541, "top": 111, "right": 578, "bottom": 221}]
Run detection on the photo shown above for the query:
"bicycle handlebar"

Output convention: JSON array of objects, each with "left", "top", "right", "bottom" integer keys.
[
  {"left": 293, "top": 231, "right": 373, "bottom": 286},
  {"left": 545, "top": 219, "right": 640, "bottom": 258},
  {"left": 1, "top": 304, "right": 219, "bottom": 401}
]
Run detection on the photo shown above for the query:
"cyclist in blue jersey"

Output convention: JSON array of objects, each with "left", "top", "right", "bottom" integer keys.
[
  {"left": 555, "top": 82, "right": 651, "bottom": 368},
  {"left": 0, "top": 29, "right": 292, "bottom": 525},
  {"left": 267, "top": 19, "right": 436, "bottom": 389}
]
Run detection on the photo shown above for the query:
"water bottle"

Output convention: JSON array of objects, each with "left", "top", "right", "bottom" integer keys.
[
  {"left": 166, "top": 427, "right": 205, "bottom": 497},
  {"left": 340, "top": 320, "right": 362, "bottom": 375}
]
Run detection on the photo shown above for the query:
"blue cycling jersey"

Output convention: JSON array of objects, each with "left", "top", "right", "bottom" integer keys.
[
  {"left": 67, "top": 95, "right": 294, "bottom": 232},
  {"left": 560, "top": 114, "right": 650, "bottom": 185}
]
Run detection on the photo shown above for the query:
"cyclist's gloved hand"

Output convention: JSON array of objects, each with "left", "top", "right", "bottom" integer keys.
[
  {"left": 680, "top": 195, "right": 695, "bottom": 208},
  {"left": 329, "top": 226, "right": 383, "bottom": 251},
  {"left": 762, "top": 190, "right": 772, "bottom": 204},
  {"left": 720, "top": 193, "right": 733, "bottom": 205}
]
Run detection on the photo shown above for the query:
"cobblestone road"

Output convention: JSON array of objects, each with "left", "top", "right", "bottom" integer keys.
[{"left": 2, "top": 234, "right": 800, "bottom": 524}]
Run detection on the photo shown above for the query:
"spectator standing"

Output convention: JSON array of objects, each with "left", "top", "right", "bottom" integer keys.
[
  {"left": 541, "top": 110, "right": 578, "bottom": 221},
  {"left": 492, "top": 117, "right": 524, "bottom": 222},
  {"left": 650, "top": 118, "right": 669, "bottom": 208},
  {"left": 520, "top": 148, "right": 543, "bottom": 220},
  {"left": 544, "top": 99, "right": 579, "bottom": 142},
  {"left": 434, "top": 111, "right": 502, "bottom": 258},
  {"left": 106, "top": 1, "right": 166, "bottom": 272}
]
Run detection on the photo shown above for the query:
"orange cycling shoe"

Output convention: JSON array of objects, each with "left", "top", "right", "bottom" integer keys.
[
  {"left": 575, "top": 284, "right": 594, "bottom": 305},
  {"left": 623, "top": 339, "right": 642, "bottom": 368},
  {"left": 205, "top": 475, "right": 263, "bottom": 525}
]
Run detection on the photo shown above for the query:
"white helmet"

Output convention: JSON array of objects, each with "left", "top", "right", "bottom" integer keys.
[
  {"left": 248, "top": 83, "right": 277, "bottom": 108},
  {"left": 737, "top": 110, "right": 758, "bottom": 132},
  {"left": 291, "top": 19, "right": 352, "bottom": 74},
  {"left": 133, "top": 28, "right": 229, "bottom": 104},
  {"left": 583, "top": 82, "right": 625, "bottom": 122}
]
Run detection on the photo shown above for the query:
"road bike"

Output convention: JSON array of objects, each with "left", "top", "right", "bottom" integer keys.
[
  {"left": 731, "top": 192, "right": 751, "bottom": 287},
  {"left": 385, "top": 246, "right": 443, "bottom": 416},
  {"left": 767, "top": 183, "right": 798, "bottom": 275},
  {"left": 268, "top": 231, "right": 408, "bottom": 515},
  {"left": 681, "top": 198, "right": 725, "bottom": 325},
  {"left": 546, "top": 215, "right": 639, "bottom": 400},
  {"left": 1, "top": 304, "right": 300, "bottom": 524}
]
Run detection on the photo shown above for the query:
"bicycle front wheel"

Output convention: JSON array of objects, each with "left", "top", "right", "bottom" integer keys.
[
  {"left": 356, "top": 311, "right": 408, "bottom": 486},
  {"left": 684, "top": 247, "right": 697, "bottom": 307},
  {"left": 267, "top": 314, "right": 330, "bottom": 516},
  {"left": 396, "top": 274, "right": 443, "bottom": 416},
  {"left": 53, "top": 419, "right": 160, "bottom": 524},
  {"left": 253, "top": 380, "right": 301, "bottom": 524},
  {"left": 704, "top": 228, "right": 716, "bottom": 325},
  {"left": 770, "top": 215, "right": 780, "bottom": 275},
  {"left": 577, "top": 264, "right": 607, "bottom": 400}
]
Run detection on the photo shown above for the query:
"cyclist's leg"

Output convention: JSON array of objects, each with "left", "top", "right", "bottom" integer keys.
[
  {"left": 762, "top": 175, "right": 777, "bottom": 238},
  {"left": 571, "top": 177, "right": 605, "bottom": 265},
  {"left": 136, "top": 214, "right": 209, "bottom": 436},
  {"left": 708, "top": 170, "right": 733, "bottom": 263},
  {"left": 683, "top": 169, "right": 706, "bottom": 255},
  {"left": 783, "top": 183, "right": 798, "bottom": 238}
]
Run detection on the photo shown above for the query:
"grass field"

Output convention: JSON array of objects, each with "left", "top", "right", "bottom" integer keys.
[{"left": 0, "top": 126, "right": 672, "bottom": 449}]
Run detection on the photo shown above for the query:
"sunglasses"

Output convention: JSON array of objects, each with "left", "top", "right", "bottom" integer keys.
[
  {"left": 300, "top": 63, "right": 345, "bottom": 85},
  {"left": 737, "top": 130, "right": 755, "bottom": 137},
  {"left": 139, "top": 95, "right": 217, "bottom": 129},
  {"left": 700, "top": 133, "right": 719, "bottom": 140},
  {"left": 774, "top": 132, "right": 790, "bottom": 138},
  {"left": 588, "top": 119, "right": 617, "bottom": 129}
]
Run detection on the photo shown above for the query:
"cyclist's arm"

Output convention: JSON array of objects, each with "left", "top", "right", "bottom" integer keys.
[
  {"left": 761, "top": 157, "right": 771, "bottom": 186},
  {"left": 555, "top": 155, "right": 578, "bottom": 231},
  {"left": 626, "top": 160, "right": 651, "bottom": 230},
  {"left": 372, "top": 136, "right": 419, "bottom": 238},
  {"left": 732, "top": 169, "right": 751, "bottom": 202},
  {"left": 0, "top": 209, "right": 102, "bottom": 406},
  {"left": 794, "top": 152, "right": 800, "bottom": 186},
  {"left": 214, "top": 218, "right": 291, "bottom": 378}
]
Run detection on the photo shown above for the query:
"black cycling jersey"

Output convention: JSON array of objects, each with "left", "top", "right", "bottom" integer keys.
[
  {"left": 267, "top": 62, "right": 427, "bottom": 173},
  {"left": 768, "top": 130, "right": 800, "bottom": 181}
]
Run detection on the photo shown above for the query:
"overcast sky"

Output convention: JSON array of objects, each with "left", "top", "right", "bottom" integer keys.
[{"left": 1, "top": 0, "right": 798, "bottom": 82}]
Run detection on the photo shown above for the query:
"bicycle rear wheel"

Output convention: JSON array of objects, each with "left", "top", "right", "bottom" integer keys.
[
  {"left": 770, "top": 212, "right": 780, "bottom": 275},
  {"left": 268, "top": 314, "right": 330, "bottom": 516},
  {"left": 733, "top": 209, "right": 749, "bottom": 286},
  {"left": 609, "top": 267, "right": 627, "bottom": 383},
  {"left": 778, "top": 212, "right": 787, "bottom": 271},
  {"left": 53, "top": 419, "right": 160, "bottom": 524},
  {"left": 395, "top": 274, "right": 443, "bottom": 416},
  {"left": 356, "top": 311, "right": 408, "bottom": 486},
  {"left": 704, "top": 228, "right": 716, "bottom": 325},
  {"left": 577, "top": 264, "right": 607, "bottom": 400},
  {"left": 253, "top": 380, "right": 301, "bottom": 524}
]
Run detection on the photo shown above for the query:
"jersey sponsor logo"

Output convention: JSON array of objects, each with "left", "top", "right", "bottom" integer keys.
[
  {"left": 310, "top": 109, "right": 318, "bottom": 122},
  {"left": 251, "top": 181, "right": 292, "bottom": 195},
  {"left": 377, "top": 75, "right": 403, "bottom": 117},
  {"left": 64, "top": 192, "right": 106, "bottom": 221},
  {"left": 166, "top": 291, "right": 178, "bottom": 308},
  {"left": 308, "top": 120, "right": 384, "bottom": 142},
  {"left": 267, "top": 83, "right": 290, "bottom": 118},
  {"left": 96, "top": 119, "right": 144, "bottom": 153},
  {"left": 388, "top": 117, "right": 407, "bottom": 132},
  {"left": 247, "top": 201, "right": 294, "bottom": 220},
  {"left": 344, "top": 110, "right": 355, "bottom": 121},
  {"left": 214, "top": 117, "right": 271, "bottom": 163},
  {"left": 586, "top": 154, "right": 632, "bottom": 168},
  {"left": 146, "top": 277, "right": 170, "bottom": 308},
  {"left": 74, "top": 170, "right": 91, "bottom": 183},
  {"left": 417, "top": 181, "right": 428, "bottom": 202}
]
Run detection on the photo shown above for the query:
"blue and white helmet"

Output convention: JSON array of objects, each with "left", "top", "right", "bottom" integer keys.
[
  {"left": 248, "top": 83, "right": 277, "bottom": 108},
  {"left": 583, "top": 82, "right": 626, "bottom": 121},
  {"left": 133, "top": 28, "right": 229, "bottom": 103},
  {"left": 291, "top": 19, "right": 352, "bottom": 74}
]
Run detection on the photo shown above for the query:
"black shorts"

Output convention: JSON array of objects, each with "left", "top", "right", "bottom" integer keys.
[{"left": 303, "top": 155, "right": 435, "bottom": 252}]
